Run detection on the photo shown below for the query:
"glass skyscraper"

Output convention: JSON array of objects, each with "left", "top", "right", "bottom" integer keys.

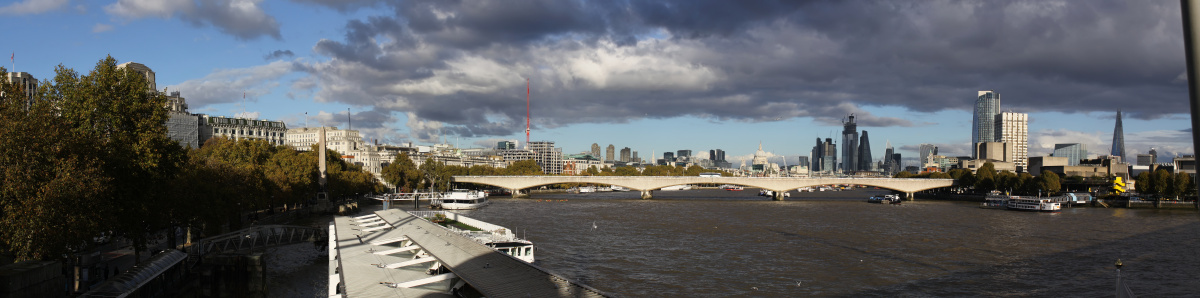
[
  {"left": 1111, "top": 111, "right": 1126, "bottom": 162},
  {"left": 972, "top": 91, "right": 1001, "bottom": 146}
]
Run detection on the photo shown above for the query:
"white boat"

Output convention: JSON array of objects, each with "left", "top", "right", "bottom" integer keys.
[
  {"left": 719, "top": 184, "right": 744, "bottom": 191},
  {"left": 868, "top": 195, "right": 901, "bottom": 204},
  {"left": 610, "top": 186, "right": 628, "bottom": 191},
  {"left": 431, "top": 189, "right": 489, "bottom": 210},
  {"left": 410, "top": 211, "right": 535, "bottom": 263},
  {"left": 577, "top": 186, "right": 596, "bottom": 193},
  {"left": 660, "top": 185, "right": 693, "bottom": 191},
  {"left": 981, "top": 194, "right": 1061, "bottom": 212},
  {"left": 759, "top": 190, "right": 791, "bottom": 197},
  {"left": 1006, "top": 197, "right": 1061, "bottom": 212}
]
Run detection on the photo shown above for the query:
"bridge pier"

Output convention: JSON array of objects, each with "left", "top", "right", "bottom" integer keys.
[
  {"left": 906, "top": 192, "right": 914, "bottom": 201},
  {"left": 772, "top": 191, "right": 787, "bottom": 201},
  {"left": 510, "top": 188, "right": 528, "bottom": 198},
  {"left": 640, "top": 190, "right": 654, "bottom": 200}
]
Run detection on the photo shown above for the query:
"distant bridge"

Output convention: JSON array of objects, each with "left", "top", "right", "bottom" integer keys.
[{"left": 453, "top": 176, "right": 955, "bottom": 200}]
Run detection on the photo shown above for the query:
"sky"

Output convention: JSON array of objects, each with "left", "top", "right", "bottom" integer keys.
[{"left": 3, "top": 0, "right": 1196, "bottom": 166}]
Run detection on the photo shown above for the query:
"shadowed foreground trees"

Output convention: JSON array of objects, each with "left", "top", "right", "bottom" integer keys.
[{"left": 0, "top": 57, "right": 382, "bottom": 262}]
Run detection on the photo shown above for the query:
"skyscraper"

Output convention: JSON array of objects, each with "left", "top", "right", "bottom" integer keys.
[
  {"left": 972, "top": 91, "right": 1001, "bottom": 147},
  {"left": 883, "top": 141, "right": 896, "bottom": 174},
  {"left": 1111, "top": 111, "right": 1126, "bottom": 162},
  {"left": 919, "top": 143, "right": 938, "bottom": 166},
  {"left": 590, "top": 143, "right": 601, "bottom": 159},
  {"left": 995, "top": 112, "right": 1028, "bottom": 170},
  {"left": 841, "top": 114, "right": 859, "bottom": 173},
  {"left": 812, "top": 138, "right": 837, "bottom": 173},
  {"left": 709, "top": 150, "right": 717, "bottom": 161},
  {"left": 631, "top": 151, "right": 639, "bottom": 163},
  {"left": 619, "top": 147, "right": 631, "bottom": 162},
  {"left": 1052, "top": 143, "right": 1087, "bottom": 166},
  {"left": 606, "top": 144, "right": 615, "bottom": 162},
  {"left": 858, "top": 130, "right": 872, "bottom": 171}
]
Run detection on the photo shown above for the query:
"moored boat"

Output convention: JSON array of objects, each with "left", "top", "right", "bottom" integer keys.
[
  {"left": 410, "top": 210, "right": 535, "bottom": 263},
  {"left": 431, "top": 189, "right": 489, "bottom": 210}
]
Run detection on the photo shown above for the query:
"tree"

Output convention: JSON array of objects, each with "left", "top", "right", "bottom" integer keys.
[
  {"left": 382, "top": 152, "right": 420, "bottom": 192},
  {"left": 893, "top": 171, "right": 913, "bottom": 178},
  {"left": 1172, "top": 172, "right": 1192, "bottom": 200},
  {"left": 1135, "top": 171, "right": 1154, "bottom": 195},
  {"left": 995, "top": 170, "right": 1018, "bottom": 193},
  {"left": 974, "top": 162, "right": 997, "bottom": 192},
  {"left": 614, "top": 166, "right": 641, "bottom": 176},
  {"left": 1037, "top": 170, "right": 1061, "bottom": 195},
  {"left": 1153, "top": 169, "right": 1172, "bottom": 198},
  {"left": 505, "top": 160, "right": 543, "bottom": 175}
]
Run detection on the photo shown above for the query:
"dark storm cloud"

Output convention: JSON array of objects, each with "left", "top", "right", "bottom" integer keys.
[
  {"left": 263, "top": 50, "right": 294, "bottom": 60},
  {"left": 297, "top": 0, "right": 1188, "bottom": 141}
]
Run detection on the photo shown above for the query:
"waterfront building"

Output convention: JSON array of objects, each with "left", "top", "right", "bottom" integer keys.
[
  {"left": 203, "top": 115, "right": 287, "bottom": 146},
  {"left": 928, "top": 155, "right": 960, "bottom": 172},
  {"left": 959, "top": 159, "right": 1016, "bottom": 174},
  {"left": 606, "top": 144, "right": 615, "bottom": 162},
  {"left": 995, "top": 112, "right": 1028, "bottom": 171},
  {"left": 620, "top": 147, "right": 631, "bottom": 162},
  {"left": 116, "top": 62, "right": 156, "bottom": 91},
  {"left": 591, "top": 143, "right": 601, "bottom": 158},
  {"left": 4, "top": 72, "right": 37, "bottom": 109},
  {"left": 1174, "top": 155, "right": 1195, "bottom": 174},
  {"left": 563, "top": 157, "right": 604, "bottom": 175},
  {"left": 1136, "top": 148, "right": 1157, "bottom": 166},
  {"left": 841, "top": 114, "right": 859, "bottom": 173},
  {"left": 1111, "top": 111, "right": 1126, "bottom": 163},
  {"left": 974, "top": 142, "right": 1012, "bottom": 164},
  {"left": 919, "top": 144, "right": 938, "bottom": 166},
  {"left": 286, "top": 126, "right": 358, "bottom": 152},
  {"left": 972, "top": 91, "right": 1001, "bottom": 146},
  {"left": 1027, "top": 156, "right": 1068, "bottom": 176},
  {"left": 529, "top": 141, "right": 563, "bottom": 175},
  {"left": 1051, "top": 143, "right": 1088, "bottom": 166},
  {"left": 858, "top": 130, "right": 872, "bottom": 171},
  {"left": 164, "top": 91, "right": 201, "bottom": 148},
  {"left": 1042, "top": 156, "right": 1130, "bottom": 180}
]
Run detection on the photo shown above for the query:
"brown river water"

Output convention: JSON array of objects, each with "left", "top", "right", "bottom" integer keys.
[{"left": 269, "top": 188, "right": 1200, "bottom": 297}]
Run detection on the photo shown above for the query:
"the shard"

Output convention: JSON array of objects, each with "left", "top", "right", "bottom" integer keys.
[{"left": 1111, "top": 111, "right": 1126, "bottom": 162}]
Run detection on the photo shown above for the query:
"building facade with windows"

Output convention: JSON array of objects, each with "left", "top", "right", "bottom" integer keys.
[
  {"left": 202, "top": 115, "right": 288, "bottom": 146},
  {"left": 1052, "top": 143, "right": 1088, "bottom": 166},
  {"left": 995, "top": 112, "right": 1028, "bottom": 171}
]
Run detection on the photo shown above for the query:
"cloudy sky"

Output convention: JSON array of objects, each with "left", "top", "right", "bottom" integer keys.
[{"left": 4, "top": 0, "right": 1195, "bottom": 165}]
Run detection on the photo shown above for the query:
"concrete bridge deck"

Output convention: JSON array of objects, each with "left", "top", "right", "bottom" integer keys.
[
  {"left": 454, "top": 176, "right": 955, "bottom": 200},
  {"left": 329, "top": 209, "right": 609, "bottom": 297}
]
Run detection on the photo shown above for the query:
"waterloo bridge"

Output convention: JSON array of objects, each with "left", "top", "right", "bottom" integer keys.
[{"left": 452, "top": 176, "right": 956, "bottom": 200}]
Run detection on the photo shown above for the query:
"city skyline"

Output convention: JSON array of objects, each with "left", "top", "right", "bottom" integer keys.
[{"left": 3, "top": 1, "right": 1195, "bottom": 164}]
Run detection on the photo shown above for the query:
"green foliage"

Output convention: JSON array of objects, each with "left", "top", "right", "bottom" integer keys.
[
  {"left": 0, "top": 57, "right": 189, "bottom": 261},
  {"left": 1037, "top": 170, "right": 1061, "bottom": 195},
  {"left": 893, "top": 171, "right": 913, "bottom": 178},
  {"left": 504, "top": 160, "right": 543, "bottom": 175},
  {"left": 382, "top": 152, "right": 421, "bottom": 192},
  {"left": 974, "top": 162, "right": 997, "bottom": 192},
  {"left": 613, "top": 166, "right": 641, "bottom": 176},
  {"left": 1176, "top": 173, "right": 1196, "bottom": 199},
  {"left": 1135, "top": 171, "right": 1153, "bottom": 195}
]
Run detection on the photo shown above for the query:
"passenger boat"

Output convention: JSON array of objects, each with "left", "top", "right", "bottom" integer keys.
[
  {"left": 660, "top": 185, "right": 693, "bottom": 191},
  {"left": 431, "top": 189, "right": 489, "bottom": 210},
  {"left": 759, "top": 190, "right": 791, "bottom": 197},
  {"left": 981, "top": 194, "right": 1061, "bottom": 212},
  {"left": 719, "top": 184, "right": 744, "bottom": 191},
  {"left": 1006, "top": 197, "right": 1061, "bottom": 212},
  {"left": 610, "top": 185, "right": 628, "bottom": 191},
  {"left": 410, "top": 211, "right": 535, "bottom": 263}
]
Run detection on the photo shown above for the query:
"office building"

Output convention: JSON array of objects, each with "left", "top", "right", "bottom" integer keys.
[
  {"left": 972, "top": 90, "right": 1001, "bottom": 145},
  {"left": 163, "top": 92, "right": 201, "bottom": 148},
  {"left": 663, "top": 152, "right": 675, "bottom": 162},
  {"left": 974, "top": 142, "right": 1013, "bottom": 164},
  {"left": 497, "top": 141, "right": 517, "bottom": 150},
  {"left": 606, "top": 144, "right": 615, "bottom": 162},
  {"left": 1052, "top": 143, "right": 1088, "bottom": 166},
  {"left": 841, "top": 114, "right": 859, "bottom": 173},
  {"left": 812, "top": 138, "right": 837, "bottom": 174},
  {"left": 858, "top": 130, "right": 872, "bottom": 171},
  {"left": 1136, "top": 148, "right": 1157, "bottom": 166},
  {"left": 919, "top": 144, "right": 938, "bottom": 166},
  {"left": 995, "top": 112, "right": 1028, "bottom": 171},
  {"left": 619, "top": 147, "right": 631, "bottom": 162},
  {"left": 529, "top": 141, "right": 563, "bottom": 175},
  {"left": 797, "top": 156, "right": 810, "bottom": 169}
]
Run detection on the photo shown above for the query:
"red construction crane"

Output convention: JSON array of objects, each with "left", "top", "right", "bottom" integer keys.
[{"left": 525, "top": 78, "right": 531, "bottom": 147}]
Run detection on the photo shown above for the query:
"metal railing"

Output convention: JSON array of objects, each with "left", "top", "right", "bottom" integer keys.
[{"left": 184, "top": 225, "right": 325, "bottom": 267}]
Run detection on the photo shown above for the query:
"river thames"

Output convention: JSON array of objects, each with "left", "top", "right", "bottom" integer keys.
[
  {"left": 269, "top": 188, "right": 1200, "bottom": 297},
  {"left": 452, "top": 189, "right": 1199, "bottom": 297}
]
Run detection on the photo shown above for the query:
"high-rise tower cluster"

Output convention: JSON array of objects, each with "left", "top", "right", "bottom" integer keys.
[{"left": 971, "top": 90, "right": 1028, "bottom": 170}]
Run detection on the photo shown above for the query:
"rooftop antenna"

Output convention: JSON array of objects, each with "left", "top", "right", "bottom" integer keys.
[{"left": 347, "top": 108, "right": 351, "bottom": 131}]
